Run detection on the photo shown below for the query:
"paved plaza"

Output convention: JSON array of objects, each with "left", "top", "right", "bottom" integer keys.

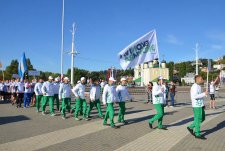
[{"left": 0, "top": 92, "right": 225, "bottom": 151}]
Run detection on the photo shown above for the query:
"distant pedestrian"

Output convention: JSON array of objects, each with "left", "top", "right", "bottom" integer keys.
[
  {"left": 209, "top": 76, "right": 220, "bottom": 109},
  {"left": 145, "top": 82, "right": 153, "bottom": 104},
  {"left": 169, "top": 81, "right": 176, "bottom": 107},
  {"left": 24, "top": 79, "right": 31, "bottom": 108},
  {"left": 187, "top": 75, "right": 208, "bottom": 140}
]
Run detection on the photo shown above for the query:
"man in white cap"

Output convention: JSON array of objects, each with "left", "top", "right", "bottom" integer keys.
[
  {"left": 187, "top": 75, "right": 208, "bottom": 140},
  {"left": 53, "top": 77, "right": 60, "bottom": 111},
  {"left": 34, "top": 78, "right": 44, "bottom": 112},
  {"left": 41, "top": 76, "right": 55, "bottom": 116},
  {"left": 116, "top": 77, "right": 132, "bottom": 124},
  {"left": 87, "top": 78, "right": 103, "bottom": 119},
  {"left": 59, "top": 77, "right": 72, "bottom": 119},
  {"left": 148, "top": 76, "right": 167, "bottom": 130},
  {"left": 72, "top": 77, "right": 88, "bottom": 121},
  {"left": 102, "top": 77, "right": 118, "bottom": 128}
]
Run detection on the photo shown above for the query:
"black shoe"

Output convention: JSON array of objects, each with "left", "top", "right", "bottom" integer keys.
[
  {"left": 195, "top": 135, "right": 207, "bottom": 140},
  {"left": 187, "top": 127, "right": 195, "bottom": 136},
  {"left": 158, "top": 127, "right": 168, "bottom": 130},
  {"left": 121, "top": 121, "right": 128, "bottom": 125},
  {"left": 149, "top": 123, "right": 153, "bottom": 129}
]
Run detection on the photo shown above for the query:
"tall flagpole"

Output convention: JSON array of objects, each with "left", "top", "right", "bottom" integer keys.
[
  {"left": 71, "top": 22, "right": 75, "bottom": 85},
  {"left": 60, "top": 0, "right": 65, "bottom": 80}
]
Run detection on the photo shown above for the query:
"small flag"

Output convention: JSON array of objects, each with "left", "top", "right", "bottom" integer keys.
[
  {"left": 118, "top": 30, "right": 159, "bottom": 70},
  {"left": 18, "top": 52, "right": 28, "bottom": 80}
]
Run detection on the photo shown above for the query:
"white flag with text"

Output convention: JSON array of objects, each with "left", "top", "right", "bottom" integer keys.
[{"left": 118, "top": 30, "right": 159, "bottom": 70}]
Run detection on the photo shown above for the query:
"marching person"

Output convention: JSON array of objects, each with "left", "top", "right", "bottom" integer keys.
[
  {"left": 187, "top": 75, "right": 208, "bottom": 140},
  {"left": 41, "top": 76, "right": 56, "bottom": 116},
  {"left": 59, "top": 77, "right": 72, "bottom": 119},
  {"left": 72, "top": 77, "right": 88, "bottom": 121},
  {"left": 102, "top": 77, "right": 118, "bottom": 129},
  {"left": 116, "top": 77, "right": 132, "bottom": 124},
  {"left": 34, "top": 79, "right": 44, "bottom": 112},
  {"left": 10, "top": 79, "right": 18, "bottom": 105},
  {"left": 53, "top": 77, "right": 60, "bottom": 111},
  {"left": 148, "top": 76, "right": 167, "bottom": 130},
  {"left": 16, "top": 79, "right": 24, "bottom": 108},
  {"left": 24, "top": 79, "right": 31, "bottom": 108},
  {"left": 0, "top": 80, "right": 4, "bottom": 100},
  {"left": 100, "top": 79, "right": 106, "bottom": 93},
  {"left": 87, "top": 78, "right": 103, "bottom": 119}
]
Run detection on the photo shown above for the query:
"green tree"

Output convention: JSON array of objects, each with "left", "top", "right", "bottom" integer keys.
[
  {"left": 4, "top": 59, "right": 19, "bottom": 79},
  {"left": 167, "top": 61, "right": 174, "bottom": 81}
]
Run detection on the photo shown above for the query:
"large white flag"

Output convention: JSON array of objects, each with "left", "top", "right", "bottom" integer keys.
[{"left": 118, "top": 30, "right": 159, "bottom": 70}]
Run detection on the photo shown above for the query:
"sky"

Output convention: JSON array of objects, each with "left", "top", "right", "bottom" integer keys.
[{"left": 0, "top": 0, "right": 225, "bottom": 73}]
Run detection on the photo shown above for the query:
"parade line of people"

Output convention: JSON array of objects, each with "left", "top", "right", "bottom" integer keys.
[{"left": 0, "top": 75, "right": 220, "bottom": 139}]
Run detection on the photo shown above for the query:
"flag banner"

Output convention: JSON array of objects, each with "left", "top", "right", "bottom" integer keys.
[
  {"left": 18, "top": 52, "right": 28, "bottom": 80},
  {"left": 207, "top": 59, "right": 212, "bottom": 72},
  {"left": 118, "top": 30, "right": 159, "bottom": 70}
]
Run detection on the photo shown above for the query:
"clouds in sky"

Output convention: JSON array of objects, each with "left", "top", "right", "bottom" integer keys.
[{"left": 165, "top": 34, "right": 183, "bottom": 45}]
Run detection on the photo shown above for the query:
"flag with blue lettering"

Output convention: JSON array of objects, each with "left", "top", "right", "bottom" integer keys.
[
  {"left": 118, "top": 30, "right": 159, "bottom": 70},
  {"left": 18, "top": 52, "right": 28, "bottom": 80}
]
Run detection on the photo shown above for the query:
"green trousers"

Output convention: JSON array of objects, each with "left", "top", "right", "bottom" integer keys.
[
  {"left": 103, "top": 103, "right": 115, "bottom": 127},
  {"left": 42, "top": 96, "right": 54, "bottom": 114},
  {"left": 74, "top": 98, "right": 87, "bottom": 118},
  {"left": 87, "top": 99, "right": 103, "bottom": 118},
  {"left": 36, "top": 95, "right": 43, "bottom": 111},
  {"left": 188, "top": 107, "right": 205, "bottom": 136},
  {"left": 54, "top": 94, "right": 60, "bottom": 110},
  {"left": 118, "top": 102, "right": 126, "bottom": 122},
  {"left": 148, "top": 104, "right": 164, "bottom": 129},
  {"left": 61, "top": 98, "right": 71, "bottom": 117}
]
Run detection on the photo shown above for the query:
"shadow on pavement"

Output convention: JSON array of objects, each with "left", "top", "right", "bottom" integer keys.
[
  {"left": 0, "top": 115, "right": 30, "bottom": 125},
  {"left": 0, "top": 100, "right": 10, "bottom": 104},
  {"left": 202, "top": 121, "right": 225, "bottom": 136},
  {"left": 165, "top": 111, "right": 225, "bottom": 128}
]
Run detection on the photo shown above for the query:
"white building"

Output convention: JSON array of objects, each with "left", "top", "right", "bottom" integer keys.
[
  {"left": 213, "top": 64, "right": 225, "bottom": 70},
  {"left": 134, "top": 60, "right": 169, "bottom": 86},
  {"left": 181, "top": 73, "right": 195, "bottom": 85}
]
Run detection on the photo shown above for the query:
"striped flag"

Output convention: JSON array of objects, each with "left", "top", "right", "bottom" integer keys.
[{"left": 18, "top": 52, "right": 28, "bottom": 80}]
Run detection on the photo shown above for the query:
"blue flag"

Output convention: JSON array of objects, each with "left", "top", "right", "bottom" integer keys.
[{"left": 18, "top": 52, "right": 28, "bottom": 80}]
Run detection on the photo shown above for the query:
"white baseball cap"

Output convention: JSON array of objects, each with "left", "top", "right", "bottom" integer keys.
[
  {"left": 81, "top": 77, "right": 86, "bottom": 81},
  {"left": 158, "top": 76, "right": 163, "bottom": 80},
  {"left": 55, "top": 77, "right": 60, "bottom": 82},
  {"left": 120, "top": 77, "right": 127, "bottom": 81},
  {"left": 64, "top": 77, "right": 70, "bottom": 81},
  {"left": 109, "top": 77, "right": 116, "bottom": 82},
  {"left": 48, "top": 76, "right": 54, "bottom": 80}
]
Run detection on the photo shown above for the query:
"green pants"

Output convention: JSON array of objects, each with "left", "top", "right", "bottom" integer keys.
[
  {"left": 42, "top": 96, "right": 54, "bottom": 114},
  {"left": 188, "top": 107, "right": 205, "bottom": 136},
  {"left": 54, "top": 94, "right": 60, "bottom": 110},
  {"left": 74, "top": 98, "right": 87, "bottom": 118},
  {"left": 148, "top": 104, "right": 164, "bottom": 129},
  {"left": 61, "top": 98, "right": 71, "bottom": 117},
  {"left": 118, "top": 102, "right": 126, "bottom": 122},
  {"left": 103, "top": 103, "right": 115, "bottom": 127},
  {"left": 87, "top": 99, "right": 103, "bottom": 118},
  {"left": 36, "top": 95, "right": 43, "bottom": 111}
]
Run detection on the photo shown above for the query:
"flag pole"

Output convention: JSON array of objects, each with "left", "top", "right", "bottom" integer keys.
[
  {"left": 71, "top": 22, "right": 75, "bottom": 85},
  {"left": 60, "top": 0, "right": 65, "bottom": 80}
]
